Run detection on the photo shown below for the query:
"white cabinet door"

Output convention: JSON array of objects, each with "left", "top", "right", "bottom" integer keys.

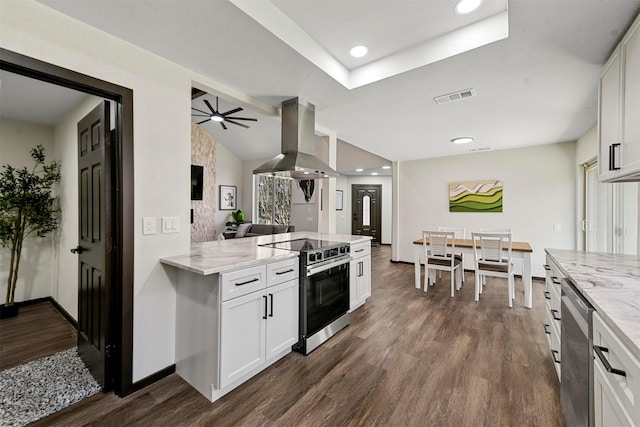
[
  {"left": 349, "top": 259, "right": 359, "bottom": 309},
  {"left": 219, "top": 290, "right": 266, "bottom": 388},
  {"left": 622, "top": 17, "right": 640, "bottom": 173},
  {"left": 265, "top": 280, "right": 299, "bottom": 361},
  {"left": 599, "top": 48, "right": 622, "bottom": 180},
  {"left": 594, "top": 359, "right": 634, "bottom": 427},
  {"left": 350, "top": 255, "right": 372, "bottom": 310},
  {"left": 357, "top": 255, "right": 371, "bottom": 301}
]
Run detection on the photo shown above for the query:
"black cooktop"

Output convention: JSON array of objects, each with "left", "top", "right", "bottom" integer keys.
[{"left": 261, "top": 238, "right": 340, "bottom": 252}]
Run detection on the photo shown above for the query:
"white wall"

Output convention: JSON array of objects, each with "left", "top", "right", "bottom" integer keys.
[
  {"left": 395, "top": 142, "right": 577, "bottom": 278},
  {"left": 51, "top": 95, "right": 103, "bottom": 319},
  {"left": 335, "top": 175, "right": 393, "bottom": 244},
  {"left": 214, "top": 141, "right": 243, "bottom": 233},
  {"left": 0, "top": 118, "right": 56, "bottom": 304},
  {"left": 1, "top": 0, "right": 192, "bottom": 381}
]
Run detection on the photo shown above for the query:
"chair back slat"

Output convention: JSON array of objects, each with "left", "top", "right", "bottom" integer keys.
[
  {"left": 471, "top": 232, "right": 512, "bottom": 267},
  {"left": 422, "top": 230, "right": 456, "bottom": 263},
  {"left": 438, "top": 226, "right": 466, "bottom": 239}
]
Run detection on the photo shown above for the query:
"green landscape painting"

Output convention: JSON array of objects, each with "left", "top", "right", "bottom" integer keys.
[{"left": 449, "top": 180, "right": 503, "bottom": 212}]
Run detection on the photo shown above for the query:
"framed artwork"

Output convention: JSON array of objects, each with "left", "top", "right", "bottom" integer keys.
[
  {"left": 219, "top": 185, "right": 237, "bottom": 210},
  {"left": 449, "top": 180, "right": 503, "bottom": 212},
  {"left": 336, "top": 190, "right": 343, "bottom": 210},
  {"left": 291, "top": 179, "right": 316, "bottom": 204}
]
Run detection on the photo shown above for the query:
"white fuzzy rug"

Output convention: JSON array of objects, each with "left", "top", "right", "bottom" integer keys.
[{"left": 0, "top": 348, "right": 101, "bottom": 427}]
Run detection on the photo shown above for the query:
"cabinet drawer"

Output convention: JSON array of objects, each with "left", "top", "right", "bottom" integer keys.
[
  {"left": 593, "top": 311, "right": 640, "bottom": 423},
  {"left": 267, "top": 258, "right": 299, "bottom": 287},
  {"left": 220, "top": 265, "right": 266, "bottom": 301},
  {"left": 351, "top": 241, "right": 371, "bottom": 258}
]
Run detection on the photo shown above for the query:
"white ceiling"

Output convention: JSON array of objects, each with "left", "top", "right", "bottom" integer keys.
[
  {"left": 0, "top": 70, "right": 89, "bottom": 126},
  {"left": 22, "top": 0, "right": 640, "bottom": 164}
]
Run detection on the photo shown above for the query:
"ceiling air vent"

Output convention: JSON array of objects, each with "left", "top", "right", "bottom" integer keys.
[
  {"left": 469, "top": 147, "right": 491, "bottom": 152},
  {"left": 434, "top": 88, "right": 476, "bottom": 104}
]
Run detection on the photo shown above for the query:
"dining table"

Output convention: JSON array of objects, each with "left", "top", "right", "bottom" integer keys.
[{"left": 413, "top": 237, "right": 534, "bottom": 308}]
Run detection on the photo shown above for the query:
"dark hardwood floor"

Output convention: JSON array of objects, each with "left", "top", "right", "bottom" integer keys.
[
  {"left": 17, "top": 245, "right": 562, "bottom": 426},
  {"left": 0, "top": 300, "right": 77, "bottom": 371}
]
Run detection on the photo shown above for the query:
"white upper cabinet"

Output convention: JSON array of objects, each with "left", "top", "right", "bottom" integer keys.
[{"left": 599, "top": 14, "right": 640, "bottom": 182}]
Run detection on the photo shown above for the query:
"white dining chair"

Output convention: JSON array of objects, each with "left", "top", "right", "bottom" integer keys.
[
  {"left": 422, "top": 230, "right": 462, "bottom": 298},
  {"left": 438, "top": 227, "right": 466, "bottom": 283},
  {"left": 471, "top": 231, "right": 515, "bottom": 307}
]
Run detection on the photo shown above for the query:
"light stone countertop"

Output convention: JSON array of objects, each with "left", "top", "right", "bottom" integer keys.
[
  {"left": 160, "top": 231, "right": 372, "bottom": 275},
  {"left": 545, "top": 249, "right": 640, "bottom": 359}
]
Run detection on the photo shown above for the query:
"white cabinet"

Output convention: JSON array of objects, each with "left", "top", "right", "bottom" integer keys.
[
  {"left": 593, "top": 311, "right": 640, "bottom": 426},
  {"left": 265, "top": 280, "right": 299, "bottom": 361},
  {"left": 175, "top": 257, "right": 298, "bottom": 402},
  {"left": 543, "top": 256, "right": 562, "bottom": 380},
  {"left": 350, "top": 240, "right": 371, "bottom": 311},
  {"left": 218, "top": 258, "right": 299, "bottom": 389},
  {"left": 219, "top": 290, "right": 266, "bottom": 388},
  {"left": 598, "top": 48, "right": 622, "bottom": 181},
  {"left": 599, "top": 14, "right": 640, "bottom": 182}
]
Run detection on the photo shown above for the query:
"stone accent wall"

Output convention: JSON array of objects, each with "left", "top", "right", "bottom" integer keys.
[{"left": 191, "top": 123, "right": 217, "bottom": 243}]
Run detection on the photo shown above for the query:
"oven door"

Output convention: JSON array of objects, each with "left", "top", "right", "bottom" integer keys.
[{"left": 303, "top": 257, "right": 351, "bottom": 337}]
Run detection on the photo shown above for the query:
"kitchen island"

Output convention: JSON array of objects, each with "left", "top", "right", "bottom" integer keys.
[
  {"left": 545, "top": 249, "right": 640, "bottom": 426},
  {"left": 160, "top": 231, "right": 371, "bottom": 402}
]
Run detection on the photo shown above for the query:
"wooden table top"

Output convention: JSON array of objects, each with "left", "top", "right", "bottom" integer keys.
[{"left": 413, "top": 237, "right": 533, "bottom": 253}]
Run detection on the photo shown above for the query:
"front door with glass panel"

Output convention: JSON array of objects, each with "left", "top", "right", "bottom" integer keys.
[{"left": 351, "top": 184, "right": 381, "bottom": 243}]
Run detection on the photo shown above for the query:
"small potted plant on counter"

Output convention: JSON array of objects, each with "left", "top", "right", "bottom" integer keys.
[{"left": 0, "top": 145, "right": 61, "bottom": 318}]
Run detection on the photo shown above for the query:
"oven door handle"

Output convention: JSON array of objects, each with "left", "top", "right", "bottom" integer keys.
[{"left": 306, "top": 256, "right": 352, "bottom": 276}]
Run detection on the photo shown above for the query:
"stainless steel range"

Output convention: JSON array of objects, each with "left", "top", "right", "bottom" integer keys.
[{"left": 260, "top": 238, "right": 351, "bottom": 355}]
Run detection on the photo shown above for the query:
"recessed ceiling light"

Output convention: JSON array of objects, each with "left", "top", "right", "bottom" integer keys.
[
  {"left": 451, "top": 137, "right": 475, "bottom": 144},
  {"left": 371, "top": 172, "right": 378, "bottom": 176},
  {"left": 382, "top": 165, "right": 391, "bottom": 169},
  {"left": 350, "top": 45, "right": 368, "bottom": 58},
  {"left": 355, "top": 168, "right": 364, "bottom": 172},
  {"left": 455, "top": 0, "right": 482, "bottom": 14}
]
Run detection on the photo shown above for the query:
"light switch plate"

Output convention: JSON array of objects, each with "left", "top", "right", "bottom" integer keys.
[
  {"left": 143, "top": 217, "right": 156, "bottom": 235},
  {"left": 162, "top": 217, "right": 180, "bottom": 233}
]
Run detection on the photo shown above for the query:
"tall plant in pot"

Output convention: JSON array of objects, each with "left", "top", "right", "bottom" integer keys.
[{"left": 0, "top": 145, "right": 61, "bottom": 318}]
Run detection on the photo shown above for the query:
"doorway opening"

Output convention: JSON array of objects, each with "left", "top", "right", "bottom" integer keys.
[{"left": 0, "top": 48, "right": 134, "bottom": 396}]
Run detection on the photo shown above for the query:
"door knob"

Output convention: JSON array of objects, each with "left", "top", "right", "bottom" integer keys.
[{"left": 70, "top": 246, "right": 84, "bottom": 254}]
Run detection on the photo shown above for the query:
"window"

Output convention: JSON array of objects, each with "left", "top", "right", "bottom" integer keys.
[{"left": 257, "top": 176, "right": 291, "bottom": 225}]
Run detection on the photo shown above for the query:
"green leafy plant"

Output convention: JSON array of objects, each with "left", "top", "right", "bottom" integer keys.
[
  {"left": 225, "top": 209, "right": 247, "bottom": 229},
  {"left": 0, "top": 145, "right": 61, "bottom": 307}
]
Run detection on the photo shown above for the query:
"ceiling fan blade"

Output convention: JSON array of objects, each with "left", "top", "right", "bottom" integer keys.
[
  {"left": 191, "top": 107, "right": 211, "bottom": 115},
  {"left": 191, "top": 114, "right": 210, "bottom": 118},
  {"left": 225, "top": 119, "right": 250, "bottom": 128},
  {"left": 203, "top": 99, "right": 216, "bottom": 114},
  {"left": 196, "top": 119, "right": 210, "bottom": 125},
  {"left": 226, "top": 116, "right": 257, "bottom": 121},
  {"left": 220, "top": 121, "right": 227, "bottom": 130},
  {"left": 221, "top": 107, "right": 243, "bottom": 116}
]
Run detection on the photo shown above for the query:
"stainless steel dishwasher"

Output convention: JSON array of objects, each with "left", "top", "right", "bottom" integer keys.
[{"left": 561, "top": 278, "right": 594, "bottom": 427}]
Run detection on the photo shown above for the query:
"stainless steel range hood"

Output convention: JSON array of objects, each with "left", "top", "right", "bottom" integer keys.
[{"left": 253, "top": 97, "right": 338, "bottom": 180}]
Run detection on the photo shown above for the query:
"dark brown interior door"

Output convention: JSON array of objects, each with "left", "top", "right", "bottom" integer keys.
[
  {"left": 76, "top": 101, "right": 112, "bottom": 391},
  {"left": 351, "top": 184, "right": 381, "bottom": 243}
]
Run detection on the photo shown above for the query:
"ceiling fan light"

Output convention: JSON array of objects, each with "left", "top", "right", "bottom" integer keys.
[
  {"left": 211, "top": 114, "right": 224, "bottom": 122},
  {"left": 451, "top": 136, "right": 474, "bottom": 144},
  {"left": 455, "top": 0, "right": 482, "bottom": 14}
]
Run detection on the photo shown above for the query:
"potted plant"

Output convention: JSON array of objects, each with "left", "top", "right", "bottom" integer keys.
[
  {"left": 225, "top": 209, "right": 247, "bottom": 230},
  {"left": 0, "top": 145, "right": 61, "bottom": 318}
]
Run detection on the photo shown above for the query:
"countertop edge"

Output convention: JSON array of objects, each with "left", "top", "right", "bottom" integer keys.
[{"left": 545, "top": 248, "right": 640, "bottom": 361}]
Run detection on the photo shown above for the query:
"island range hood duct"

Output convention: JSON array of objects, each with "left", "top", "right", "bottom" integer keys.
[{"left": 253, "top": 97, "right": 339, "bottom": 180}]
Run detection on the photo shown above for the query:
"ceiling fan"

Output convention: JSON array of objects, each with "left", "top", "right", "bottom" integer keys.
[{"left": 191, "top": 96, "right": 257, "bottom": 130}]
